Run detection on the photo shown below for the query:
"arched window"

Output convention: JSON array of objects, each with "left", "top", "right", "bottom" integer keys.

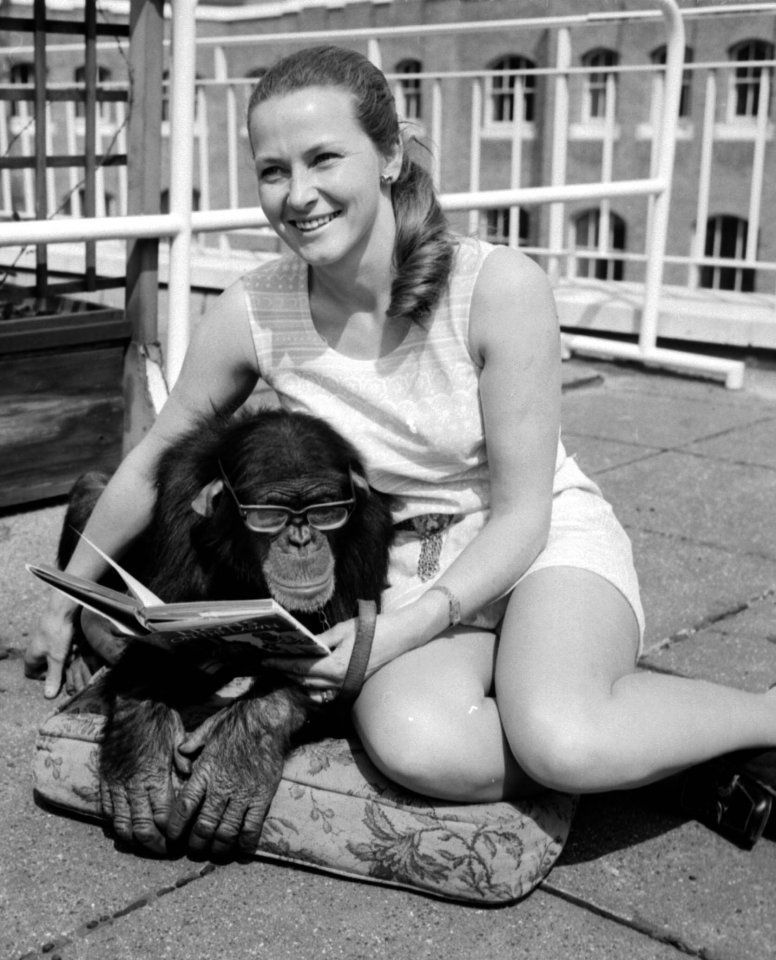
[
  {"left": 487, "top": 54, "right": 536, "bottom": 124},
  {"left": 574, "top": 209, "right": 627, "bottom": 281},
  {"left": 651, "top": 45, "right": 694, "bottom": 118},
  {"left": 484, "top": 207, "right": 530, "bottom": 246},
  {"left": 729, "top": 39, "right": 774, "bottom": 118},
  {"left": 395, "top": 59, "right": 422, "bottom": 120},
  {"left": 9, "top": 62, "right": 34, "bottom": 118},
  {"left": 582, "top": 49, "right": 618, "bottom": 120},
  {"left": 700, "top": 215, "right": 755, "bottom": 292},
  {"left": 74, "top": 65, "right": 112, "bottom": 119}
]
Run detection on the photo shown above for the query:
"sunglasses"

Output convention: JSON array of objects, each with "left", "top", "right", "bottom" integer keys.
[{"left": 218, "top": 460, "right": 356, "bottom": 534}]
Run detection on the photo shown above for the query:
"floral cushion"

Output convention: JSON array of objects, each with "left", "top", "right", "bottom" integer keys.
[{"left": 33, "top": 691, "right": 576, "bottom": 904}]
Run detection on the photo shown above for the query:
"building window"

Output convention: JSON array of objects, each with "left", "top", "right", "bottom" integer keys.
[
  {"left": 574, "top": 209, "right": 626, "bottom": 280},
  {"left": 729, "top": 40, "right": 773, "bottom": 118},
  {"left": 61, "top": 188, "right": 117, "bottom": 217},
  {"left": 487, "top": 55, "right": 536, "bottom": 123},
  {"left": 161, "top": 188, "right": 201, "bottom": 214},
  {"left": 700, "top": 215, "right": 755, "bottom": 292},
  {"left": 74, "top": 65, "right": 112, "bottom": 118},
  {"left": 651, "top": 45, "right": 693, "bottom": 117},
  {"left": 9, "top": 62, "right": 33, "bottom": 117},
  {"left": 395, "top": 59, "right": 422, "bottom": 120},
  {"left": 484, "top": 207, "right": 530, "bottom": 246},
  {"left": 582, "top": 49, "right": 618, "bottom": 121}
]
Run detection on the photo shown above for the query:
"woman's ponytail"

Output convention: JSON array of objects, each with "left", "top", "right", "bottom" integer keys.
[{"left": 388, "top": 142, "right": 454, "bottom": 326}]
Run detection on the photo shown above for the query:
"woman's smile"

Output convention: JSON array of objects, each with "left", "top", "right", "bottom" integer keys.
[{"left": 289, "top": 211, "right": 343, "bottom": 234}]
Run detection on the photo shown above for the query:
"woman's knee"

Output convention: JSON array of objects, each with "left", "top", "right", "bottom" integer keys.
[
  {"left": 504, "top": 708, "right": 607, "bottom": 792},
  {"left": 352, "top": 644, "right": 507, "bottom": 800}
]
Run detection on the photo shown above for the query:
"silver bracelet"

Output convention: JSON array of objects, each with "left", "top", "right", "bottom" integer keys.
[{"left": 426, "top": 584, "right": 462, "bottom": 627}]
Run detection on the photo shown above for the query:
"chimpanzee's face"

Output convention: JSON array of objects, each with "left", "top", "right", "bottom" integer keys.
[{"left": 220, "top": 469, "right": 355, "bottom": 613}]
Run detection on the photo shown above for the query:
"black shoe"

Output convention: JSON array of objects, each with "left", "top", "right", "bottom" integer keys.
[{"left": 678, "top": 753, "right": 774, "bottom": 850}]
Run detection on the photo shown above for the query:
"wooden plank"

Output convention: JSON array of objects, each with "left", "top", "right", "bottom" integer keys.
[
  {"left": 0, "top": 345, "right": 124, "bottom": 507},
  {"left": 124, "top": 0, "right": 165, "bottom": 453},
  {"left": 33, "top": 0, "right": 47, "bottom": 296},
  {"left": 0, "top": 16, "right": 129, "bottom": 37},
  {"left": 83, "top": 0, "right": 97, "bottom": 291},
  {"left": 0, "top": 89, "right": 128, "bottom": 103},
  {"left": 0, "top": 155, "right": 127, "bottom": 170},
  {"left": 0, "top": 308, "right": 129, "bottom": 354}
]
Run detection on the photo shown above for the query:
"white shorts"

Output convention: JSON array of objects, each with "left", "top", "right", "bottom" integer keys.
[{"left": 381, "top": 463, "right": 645, "bottom": 654}]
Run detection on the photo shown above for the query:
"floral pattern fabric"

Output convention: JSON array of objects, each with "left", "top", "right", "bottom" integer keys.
[{"left": 33, "top": 698, "right": 576, "bottom": 904}]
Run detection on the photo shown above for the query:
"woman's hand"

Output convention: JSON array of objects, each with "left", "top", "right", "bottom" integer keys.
[
  {"left": 262, "top": 601, "right": 444, "bottom": 704},
  {"left": 24, "top": 601, "right": 77, "bottom": 700}
]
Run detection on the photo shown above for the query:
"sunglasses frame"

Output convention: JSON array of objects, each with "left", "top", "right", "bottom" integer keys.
[{"left": 218, "top": 460, "right": 357, "bottom": 534}]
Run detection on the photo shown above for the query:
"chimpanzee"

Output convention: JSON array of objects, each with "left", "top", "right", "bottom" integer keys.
[{"left": 58, "top": 408, "right": 394, "bottom": 859}]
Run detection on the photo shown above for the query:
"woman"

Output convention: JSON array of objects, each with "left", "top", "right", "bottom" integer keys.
[{"left": 27, "top": 46, "right": 776, "bottom": 811}]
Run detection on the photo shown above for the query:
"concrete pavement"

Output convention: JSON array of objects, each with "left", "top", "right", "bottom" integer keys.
[{"left": 2, "top": 356, "right": 775, "bottom": 960}]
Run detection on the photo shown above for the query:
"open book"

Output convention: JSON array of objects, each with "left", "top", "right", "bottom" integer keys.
[{"left": 26, "top": 538, "right": 329, "bottom": 657}]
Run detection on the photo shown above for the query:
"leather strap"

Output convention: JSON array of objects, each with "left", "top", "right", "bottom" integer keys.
[{"left": 339, "top": 599, "right": 377, "bottom": 705}]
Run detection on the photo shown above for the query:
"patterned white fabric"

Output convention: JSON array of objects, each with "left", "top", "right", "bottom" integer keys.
[{"left": 243, "top": 236, "right": 644, "bottom": 639}]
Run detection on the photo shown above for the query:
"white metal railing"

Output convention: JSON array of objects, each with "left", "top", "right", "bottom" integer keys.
[{"left": 0, "top": 0, "right": 758, "bottom": 389}]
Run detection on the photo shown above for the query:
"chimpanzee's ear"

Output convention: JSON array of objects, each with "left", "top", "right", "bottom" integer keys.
[
  {"left": 191, "top": 478, "right": 224, "bottom": 517},
  {"left": 350, "top": 466, "right": 370, "bottom": 495}
]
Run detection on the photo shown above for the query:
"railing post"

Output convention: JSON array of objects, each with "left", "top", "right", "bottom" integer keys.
[
  {"left": 431, "top": 77, "right": 442, "bottom": 189},
  {"left": 690, "top": 69, "right": 716, "bottom": 289},
  {"left": 598, "top": 72, "right": 616, "bottom": 273},
  {"left": 508, "top": 76, "right": 524, "bottom": 247},
  {"left": 468, "top": 78, "right": 482, "bottom": 236},
  {"left": 165, "top": 0, "right": 198, "bottom": 386},
  {"left": 746, "top": 67, "right": 768, "bottom": 265},
  {"left": 548, "top": 26, "right": 570, "bottom": 284},
  {"left": 638, "top": 0, "right": 684, "bottom": 354}
]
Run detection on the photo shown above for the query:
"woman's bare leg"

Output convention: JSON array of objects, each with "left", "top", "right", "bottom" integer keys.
[
  {"left": 354, "top": 567, "right": 776, "bottom": 801},
  {"left": 497, "top": 567, "right": 776, "bottom": 793},
  {"left": 353, "top": 628, "right": 538, "bottom": 801}
]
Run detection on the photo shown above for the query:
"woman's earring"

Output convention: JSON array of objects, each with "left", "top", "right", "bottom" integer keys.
[{"left": 380, "top": 174, "right": 394, "bottom": 186}]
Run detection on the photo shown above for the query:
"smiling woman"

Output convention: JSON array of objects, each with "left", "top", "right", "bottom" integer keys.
[{"left": 27, "top": 44, "right": 776, "bottom": 862}]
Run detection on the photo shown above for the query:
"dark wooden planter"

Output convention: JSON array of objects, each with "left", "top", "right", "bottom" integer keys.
[{"left": 0, "top": 289, "right": 130, "bottom": 509}]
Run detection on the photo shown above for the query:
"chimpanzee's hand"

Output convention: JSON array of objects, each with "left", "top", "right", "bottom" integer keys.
[
  {"left": 100, "top": 700, "right": 186, "bottom": 856},
  {"left": 166, "top": 688, "right": 308, "bottom": 859}
]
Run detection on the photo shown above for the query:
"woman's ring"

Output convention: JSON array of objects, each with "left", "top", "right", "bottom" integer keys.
[{"left": 321, "top": 689, "right": 334, "bottom": 704}]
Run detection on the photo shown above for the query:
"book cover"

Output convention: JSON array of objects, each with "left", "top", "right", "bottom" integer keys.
[{"left": 27, "top": 560, "right": 330, "bottom": 658}]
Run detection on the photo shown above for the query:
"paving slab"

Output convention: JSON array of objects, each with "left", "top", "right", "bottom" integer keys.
[
  {"left": 562, "top": 433, "right": 663, "bottom": 475},
  {"left": 624, "top": 527, "right": 776, "bottom": 652},
  {"left": 550, "top": 789, "right": 776, "bottom": 960},
  {"left": 560, "top": 379, "right": 768, "bottom": 450},
  {"left": 1, "top": 658, "right": 204, "bottom": 960},
  {"left": 21, "top": 861, "right": 689, "bottom": 960},
  {"left": 602, "top": 451, "right": 776, "bottom": 563},
  {"left": 4, "top": 359, "right": 776, "bottom": 960},
  {"left": 0, "top": 500, "right": 65, "bottom": 655},
  {"left": 685, "top": 416, "right": 776, "bottom": 469},
  {"left": 642, "top": 595, "right": 776, "bottom": 690}
]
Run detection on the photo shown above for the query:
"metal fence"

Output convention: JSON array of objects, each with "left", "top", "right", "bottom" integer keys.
[{"left": 1, "top": 0, "right": 758, "bottom": 389}]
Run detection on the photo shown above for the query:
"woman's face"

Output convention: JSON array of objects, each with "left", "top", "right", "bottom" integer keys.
[{"left": 248, "top": 86, "right": 400, "bottom": 270}]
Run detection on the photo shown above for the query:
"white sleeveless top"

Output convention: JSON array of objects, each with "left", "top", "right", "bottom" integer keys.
[{"left": 242, "top": 235, "right": 602, "bottom": 624}]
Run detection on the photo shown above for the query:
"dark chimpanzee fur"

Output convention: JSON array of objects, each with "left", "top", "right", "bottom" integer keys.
[{"left": 58, "top": 408, "right": 394, "bottom": 859}]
